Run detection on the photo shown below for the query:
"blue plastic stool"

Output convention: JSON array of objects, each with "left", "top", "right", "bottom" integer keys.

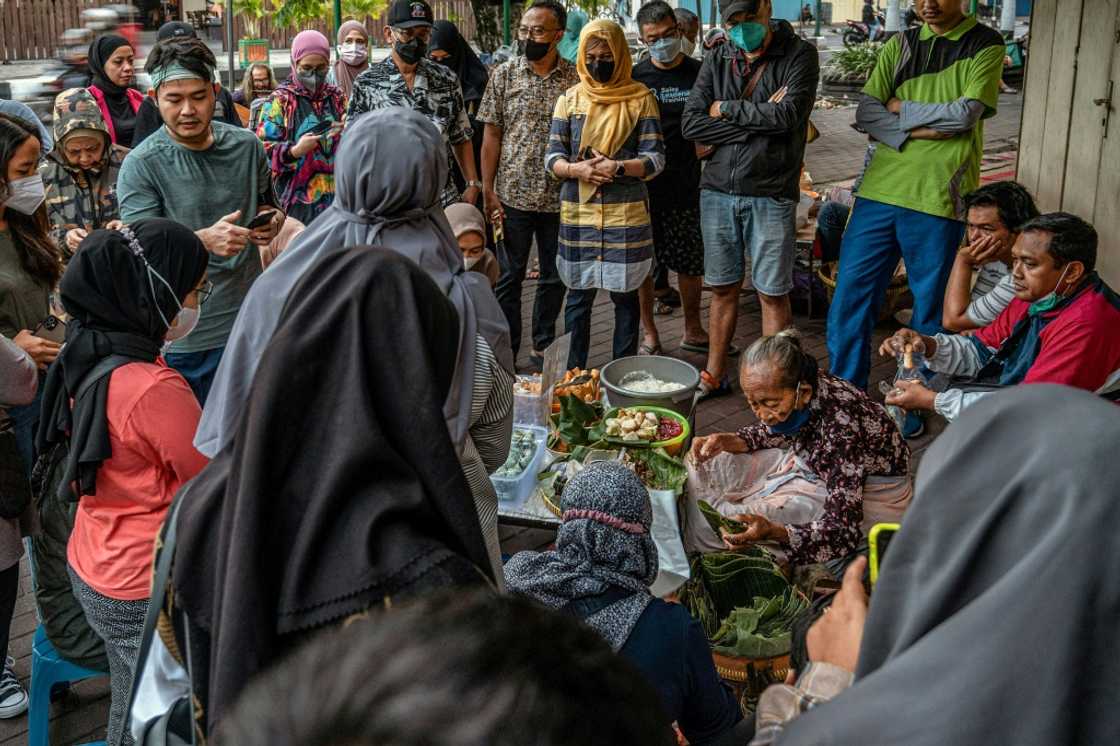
[{"left": 29, "top": 624, "right": 108, "bottom": 746}]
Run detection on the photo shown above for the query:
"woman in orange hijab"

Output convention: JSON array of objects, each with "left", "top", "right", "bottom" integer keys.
[{"left": 545, "top": 20, "right": 665, "bottom": 370}]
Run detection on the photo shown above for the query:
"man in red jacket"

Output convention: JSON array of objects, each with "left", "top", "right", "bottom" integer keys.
[{"left": 880, "top": 212, "right": 1120, "bottom": 420}]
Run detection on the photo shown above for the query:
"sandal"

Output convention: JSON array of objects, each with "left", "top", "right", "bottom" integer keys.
[
  {"left": 654, "top": 288, "right": 682, "bottom": 307},
  {"left": 526, "top": 258, "right": 540, "bottom": 281},
  {"left": 638, "top": 341, "right": 663, "bottom": 356},
  {"left": 697, "top": 369, "right": 733, "bottom": 401},
  {"left": 654, "top": 300, "right": 675, "bottom": 316},
  {"left": 680, "top": 340, "right": 740, "bottom": 357}
]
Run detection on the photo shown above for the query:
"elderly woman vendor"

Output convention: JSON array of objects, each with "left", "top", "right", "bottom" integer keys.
[{"left": 688, "top": 331, "right": 910, "bottom": 566}]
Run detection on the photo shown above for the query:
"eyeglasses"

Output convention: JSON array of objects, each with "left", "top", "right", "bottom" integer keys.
[
  {"left": 195, "top": 280, "right": 213, "bottom": 304},
  {"left": 644, "top": 25, "right": 680, "bottom": 43},
  {"left": 393, "top": 26, "right": 432, "bottom": 42},
  {"left": 517, "top": 25, "right": 558, "bottom": 40}
]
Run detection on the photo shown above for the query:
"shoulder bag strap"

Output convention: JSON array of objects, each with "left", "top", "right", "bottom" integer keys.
[
  {"left": 741, "top": 59, "right": 770, "bottom": 101},
  {"left": 116, "top": 495, "right": 187, "bottom": 746},
  {"left": 75, "top": 355, "right": 136, "bottom": 402}
]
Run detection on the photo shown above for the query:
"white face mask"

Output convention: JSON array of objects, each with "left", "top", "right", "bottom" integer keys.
[
  {"left": 681, "top": 36, "right": 696, "bottom": 57},
  {"left": 340, "top": 42, "right": 368, "bottom": 66},
  {"left": 165, "top": 305, "right": 199, "bottom": 343},
  {"left": 3, "top": 174, "right": 46, "bottom": 215},
  {"left": 463, "top": 254, "right": 482, "bottom": 270}
]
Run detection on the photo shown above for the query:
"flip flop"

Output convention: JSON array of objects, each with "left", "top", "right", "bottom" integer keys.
[
  {"left": 654, "top": 288, "right": 682, "bottom": 308},
  {"left": 697, "top": 369, "right": 733, "bottom": 401},
  {"left": 654, "top": 300, "right": 675, "bottom": 316},
  {"left": 680, "top": 341, "right": 740, "bottom": 357},
  {"left": 638, "top": 342, "right": 663, "bottom": 356}
]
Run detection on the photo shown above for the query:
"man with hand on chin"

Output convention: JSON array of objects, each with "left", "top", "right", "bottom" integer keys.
[
  {"left": 117, "top": 37, "right": 283, "bottom": 404},
  {"left": 883, "top": 213, "right": 1120, "bottom": 421},
  {"left": 347, "top": 0, "right": 481, "bottom": 209},
  {"left": 476, "top": 0, "right": 577, "bottom": 370},
  {"left": 681, "top": 0, "right": 818, "bottom": 401}
]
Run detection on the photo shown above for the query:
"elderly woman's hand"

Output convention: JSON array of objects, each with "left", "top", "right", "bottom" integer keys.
[
  {"left": 807, "top": 557, "right": 868, "bottom": 673},
  {"left": 689, "top": 432, "right": 748, "bottom": 464},
  {"left": 884, "top": 379, "right": 936, "bottom": 412},
  {"left": 721, "top": 514, "right": 790, "bottom": 548}
]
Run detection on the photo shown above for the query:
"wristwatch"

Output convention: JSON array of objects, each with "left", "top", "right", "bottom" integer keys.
[
  {"left": 465, "top": 180, "right": 483, "bottom": 189},
  {"left": 614, "top": 161, "right": 626, "bottom": 177}
]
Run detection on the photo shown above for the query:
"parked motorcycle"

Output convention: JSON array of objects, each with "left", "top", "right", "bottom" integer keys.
[{"left": 843, "top": 13, "right": 886, "bottom": 46}]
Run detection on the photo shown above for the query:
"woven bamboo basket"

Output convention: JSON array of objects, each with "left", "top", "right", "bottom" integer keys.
[{"left": 817, "top": 260, "right": 912, "bottom": 322}]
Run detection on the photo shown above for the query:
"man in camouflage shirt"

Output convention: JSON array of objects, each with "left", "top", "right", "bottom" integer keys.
[
  {"left": 347, "top": 0, "right": 480, "bottom": 208},
  {"left": 39, "top": 87, "right": 127, "bottom": 259},
  {"left": 477, "top": 0, "right": 577, "bottom": 367}
]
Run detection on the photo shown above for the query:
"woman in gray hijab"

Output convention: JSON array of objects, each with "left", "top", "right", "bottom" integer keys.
[
  {"left": 750, "top": 384, "right": 1120, "bottom": 746},
  {"left": 195, "top": 107, "right": 514, "bottom": 577},
  {"left": 505, "top": 462, "right": 742, "bottom": 745}
]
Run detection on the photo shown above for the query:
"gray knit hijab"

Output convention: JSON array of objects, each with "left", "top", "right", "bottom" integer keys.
[
  {"left": 505, "top": 461, "right": 658, "bottom": 651},
  {"left": 194, "top": 107, "right": 512, "bottom": 458}
]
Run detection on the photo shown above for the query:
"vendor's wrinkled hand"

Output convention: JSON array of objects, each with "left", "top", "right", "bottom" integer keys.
[
  {"left": 689, "top": 432, "right": 747, "bottom": 464},
  {"left": 878, "top": 328, "right": 925, "bottom": 358},
  {"left": 807, "top": 557, "right": 868, "bottom": 673},
  {"left": 884, "top": 379, "right": 936, "bottom": 412},
  {"left": 721, "top": 514, "right": 788, "bottom": 548}
]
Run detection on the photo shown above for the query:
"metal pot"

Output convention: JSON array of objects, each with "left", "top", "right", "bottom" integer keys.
[{"left": 599, "top": 355, "right": 700, "bottom": 418}]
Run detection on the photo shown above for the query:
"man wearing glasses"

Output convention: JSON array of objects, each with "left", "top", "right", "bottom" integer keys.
[
  {"left": 477, "top": 0, "right": 577, "bottom": 370},
  {"left": 632, "top": 0, "right": 709, "bottom": 360},
  {"left": 347, "top": 0, "right": 481, "bottom": 208}
]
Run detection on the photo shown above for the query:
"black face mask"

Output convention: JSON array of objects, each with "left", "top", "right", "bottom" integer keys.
[
  {"left": 395, "top": 38, "right": 427, "bottom": 65},
  {"left": 523, "top": 39, "right": 552, "bottom": 61},
  {"left": 588, "top": 59, "right": 615, "bottom": 84},
  {"left": 296, "top": 70, "right": 326, "bottom": 94}
]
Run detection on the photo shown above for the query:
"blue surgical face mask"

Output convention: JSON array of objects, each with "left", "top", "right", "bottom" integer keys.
[
  {"left": 766, "top": 404, "right": 812, "bottom": 435},
  {"left": 728, "top": 21, "right": 768, "bottom": 52},
  {"left": 648, "top": 36, "right": 683, "bottom": 64}
]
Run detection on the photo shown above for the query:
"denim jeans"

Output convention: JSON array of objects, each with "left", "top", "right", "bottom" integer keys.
[
  {"left": 564, "top": 288, "right": 641, "bottom": 370},
  {"left": 165, "top": 346, "right": 225, "bottom": 406},
  {"left": 826, "top": 198, "right": 965, "bottom": 389},
  {"left": 815, "top": 200, "right": 851, "bottom": 264},
  {"left": 494, "top": 204, "right": 567, "bottom": 357},
  {"left": 7, "top": 376, "right": 44, "bottom": 478}
]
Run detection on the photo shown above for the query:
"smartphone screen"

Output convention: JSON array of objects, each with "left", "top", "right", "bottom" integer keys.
[
  {"left": 308, "top": 119, "right": 334, "bottom": 136},
  {"left": 247, "top": 210, "right": 276, "bottom": 230},
  {"left": 868, "top": 523, "right": 900, "bottom": 588}
]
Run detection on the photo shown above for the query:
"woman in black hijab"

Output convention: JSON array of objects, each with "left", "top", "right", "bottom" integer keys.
[
  {"left": 428, "top": 21, "right": 489, "bottom": 193},
  {"left": 36, "top": 220, "right": 209, "bottom": 746},
  {"left": 155, "top": 248, "right": 495, "bottom": 736},
  {"left": 86, "top": 34, "right": 143, "bottom": 145},
  {"left": 750, "top": 384, "right": 1120, "bottom": 746}
]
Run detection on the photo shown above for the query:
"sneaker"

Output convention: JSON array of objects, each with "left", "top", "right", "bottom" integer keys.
[
  {"left": 0, "top": 657, "right": 28, "bottom": 719},
  {"left": 901, "top": 411, "right": 925, "bottom": 440}
]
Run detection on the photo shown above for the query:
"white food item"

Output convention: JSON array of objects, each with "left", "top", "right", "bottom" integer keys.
[
  {"left": 644, "top": 412, "right": 658, "bottom": 425},
  {"left": 622, "top": 432, "right": 641, "bottom": 441},
  {"left": 619, "top": 373, "right": 682, "bottom": 394},
  {"left": 620, "top": 417, "right": 638, "bottom": 432}
]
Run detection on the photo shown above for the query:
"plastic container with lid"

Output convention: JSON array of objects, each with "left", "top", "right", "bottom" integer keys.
[
  {"left": 512, "top": 374, "right": 550, "bottom": 427},
  {"left": 490, "top": 425, "right": 548, "bottom": 510}
]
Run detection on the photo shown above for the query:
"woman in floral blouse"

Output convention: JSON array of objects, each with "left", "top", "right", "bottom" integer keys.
[{"left": 689, "top": 330, "right": 911, "bottom": 568}]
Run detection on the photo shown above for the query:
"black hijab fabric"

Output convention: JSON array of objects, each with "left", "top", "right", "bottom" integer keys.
[
  {"left": 36, "top": 221, "right": 208, "bottom": 498},
  {"left": 779, "top": 385, "right": 1120, "bottom": 745},
  {"left": 430, "top": 21, "right": 489, "bottom": 103},
  {"left": 171, "top": 248, "right": 495, "bottom": 730},
  {"left": 88, "top": 34, "right": 136, "bottom": 142}
]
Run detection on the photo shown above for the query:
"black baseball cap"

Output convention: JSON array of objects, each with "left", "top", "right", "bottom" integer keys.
[
  {"left": 387, "top": 0, "right": 434, "bottom": 28},
  {"left": 158, "top": 21, "right": 198, "bottom": 41},
  {"left": 718, "top": 0, "right": 763, "bottom": 22}
]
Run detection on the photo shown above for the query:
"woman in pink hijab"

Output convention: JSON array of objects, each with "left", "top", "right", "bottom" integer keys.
[{"left": 328, "top": 20, "right": 371, "bottom": 102}]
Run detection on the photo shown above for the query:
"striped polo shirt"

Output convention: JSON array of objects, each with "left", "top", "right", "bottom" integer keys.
[{"left": 858, "top": 16, "right": 1005, "bottom": 219}]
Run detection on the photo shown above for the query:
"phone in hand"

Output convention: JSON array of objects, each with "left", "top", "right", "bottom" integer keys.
[
  {"left": 868, "top": 522, "right": 900, "bottom": 588},
  {"left": 307, "top": 119, "right": 335, "bottom": 137},
  {"left": 33, "top": 315, "right": 67, "bottom": 344},
  {"left": 247, "top": 210, "right": 278, "bottom": 230}
]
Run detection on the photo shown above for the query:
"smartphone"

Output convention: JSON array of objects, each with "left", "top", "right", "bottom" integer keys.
[
  {"left": 868, "top": 522, "right": 900, "bottom": 588},
  {"left": 307, "top": 119, "right": 335, "bottom": 137},
  {"left": 33, "top": 314, "right": 67, "bottom": 344},
  {"left": 247, "top": 210, "right": 277, "bottom": 230}
]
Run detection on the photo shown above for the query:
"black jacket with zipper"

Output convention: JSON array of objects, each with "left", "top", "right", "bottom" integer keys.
[{"left": 682, "top": 20, "right": 819, "bottom": 200}]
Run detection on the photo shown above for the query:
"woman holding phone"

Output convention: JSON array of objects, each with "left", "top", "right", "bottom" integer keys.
[{"left": 256, "top": 30, "right": 345, "bottom": 225}]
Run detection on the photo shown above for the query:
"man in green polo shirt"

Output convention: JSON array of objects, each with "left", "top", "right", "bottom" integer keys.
[{"left": 826, "top": 0, "right": 1003, "bottom": 435}]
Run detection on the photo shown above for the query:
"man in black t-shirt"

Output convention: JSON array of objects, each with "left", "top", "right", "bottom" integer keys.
[{"left": 633, "top": 1, "right": 709, "bottom": 356}]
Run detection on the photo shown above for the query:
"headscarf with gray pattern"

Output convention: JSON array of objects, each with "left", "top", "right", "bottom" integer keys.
[{"left": 505, "top": 461, "right": 658, "bottom": 651}]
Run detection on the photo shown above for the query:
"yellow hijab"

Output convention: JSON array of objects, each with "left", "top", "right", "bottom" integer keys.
[{"left": 574, "top": 20, "right": 650, "bottom": 203}]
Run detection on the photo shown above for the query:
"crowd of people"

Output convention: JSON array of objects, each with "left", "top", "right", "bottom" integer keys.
[{"left": 0, "top": 0, "right": 1117, "bottom": 742}]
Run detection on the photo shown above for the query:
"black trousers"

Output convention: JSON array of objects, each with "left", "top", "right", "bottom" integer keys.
[
  {"left": 0, "top": 562, "right": 20, "bottom": 657},
  {"left": 494, "top": 204, "right": 567, "bottom": 357}
]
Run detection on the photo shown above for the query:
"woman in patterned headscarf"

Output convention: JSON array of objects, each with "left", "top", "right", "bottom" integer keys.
[{"left": 505, "top": 461, "right": 743, "bottom": 745}]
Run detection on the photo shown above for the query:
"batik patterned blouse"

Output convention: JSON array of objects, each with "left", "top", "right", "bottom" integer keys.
[
  {"left": 736, "top": 371, "right": 910, "bottom": 565},
  {"left": 256, "top": 79, "right": 345, "bottom": 226}
]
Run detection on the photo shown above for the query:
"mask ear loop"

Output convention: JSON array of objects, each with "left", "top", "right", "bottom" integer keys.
[{"left": 119, "top": 226, "right": 184, "bottom": 331}]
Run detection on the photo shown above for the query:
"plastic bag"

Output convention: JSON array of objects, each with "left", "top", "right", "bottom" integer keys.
[{"left": 648, "top": 487, "right": 690, "bottom": 597}]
